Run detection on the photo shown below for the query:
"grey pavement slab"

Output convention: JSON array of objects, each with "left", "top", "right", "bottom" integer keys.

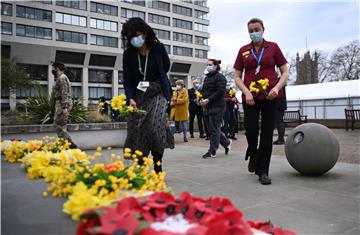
[{"left": 1, "top": 144, "right": 360, "bottom": 235}]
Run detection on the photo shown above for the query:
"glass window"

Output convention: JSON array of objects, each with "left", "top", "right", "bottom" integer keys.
[
  {"left": 195, "top": 36, "right": 208, "bottom": 45},
  {"left": 44, "top": 28, "right": 52, "bottom": 39},
  {"left": 56, "top": 0, "right": 86, "bottom": 11},
  {"left": 194, "top": 23, "right": 208, "bottom": 32},
  {"left": 90, "top": 2, "right": 118, "bottom": 16},
  {"left": 79, "top": 17, "right": 86, "bottom": 27},
  {"left": 56, "top": 30, "right": 86, "bottom": 44},
  {"left": 173, "top": 18, "right": 192, "bottom": 30},
  {"left": 148, "top": 13, "right": 170, "bottom": 26},
  {"left": 89, "top": 87, "right": 112, "bottom": 99},
  {"left": 71, "top": 15, "right": 79, "bottom": 26},
  {"left": 25, "top": 26, "right": 35, "bottom": 37},
  {"left": 1, "top": 22, "right": 12, "bottom": 35},
  {"left": 90, "top": 35, "right": 118, "bottom": 48},
  {"left": 173, "top": 32, "right": 192, "bottom": 43},
  {"left": 153, "top": 28, "right": 170, "bottom": 40},
  {"left": 110, "top": 22, "right": 117, "bottom": 31},
  {"left": 90, "top": 35, "right": 96, "bottom": 44},
  {"left": 25, "top": 7, "right": 35, "bottom": 19},
  {"left": 89, "top": 69, "right": 112, "bottom": 83},
  {"left": 173, "top": 4, "right": 192, "bottom": 17},
  {"left": 97, "top": 19, "right": 104, "bottom": 29},
  {"left": 148, "top": 1, "right": 169, "bottom": 12},
  {"left": 90, "top": 18, "right": 96, "bottom": 28},
  {"left": 195, "top": 10, "right": 208, "bottom": 19},
  {"left": 19, "top": 64, "right": 48, "bottom": 81},
  {"left": 71, "top": 86, "right": 81, "bottom": 98},
  {"left": 16, "top": 5, "right": 25, "bottom": 17},
  {"left": 16, "top": 24, "right": 25, "bottom": 36},
  {"left": 17, "top": 6, "right": 52, "bottom": 22},
  {"left": 195, "top": 49, "right": 208, "bottom": 59},
  {"left": 63, "top": 14, "right": 71, "bottom": 24},
  {"left": 173, "top": 46, "right": 193, "bottom": 57},
  {"left": 194, "top": 0, "right": 207, "bottom": 7},
  {"left": 68, "top": 67, "right": 82, "bottom": 82},
  {"left": 1, "top": 3, "right": 13, "bottom": 16},
  {"left": 56, "top": 12, "right": 63, "bottom": 22},
  {"left": 35, "top": 27, "right": 44, "bottom": 38},
  {"left": 121, "top": 8, "right": 145, "bottom": 20}
]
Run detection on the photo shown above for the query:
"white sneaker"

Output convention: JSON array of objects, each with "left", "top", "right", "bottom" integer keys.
[{"left": 225, "top": 139, "right": 232, "bottom": 155}]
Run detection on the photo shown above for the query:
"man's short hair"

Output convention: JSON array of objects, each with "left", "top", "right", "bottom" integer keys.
[{"left": 51, "top": 61, "right": 66, "bottom": 71}]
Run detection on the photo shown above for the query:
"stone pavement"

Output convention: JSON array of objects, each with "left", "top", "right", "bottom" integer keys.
[{"left": 1, "top": 129, "right": 360, "bottom": 235}]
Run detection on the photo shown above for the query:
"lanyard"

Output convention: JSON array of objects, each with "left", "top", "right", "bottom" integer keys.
[
  {"left": 137, "top": 50, "right": 149, "bottom": 81},
  {"left": 251, "top": 47, "right": 265, "bottom": 66}
]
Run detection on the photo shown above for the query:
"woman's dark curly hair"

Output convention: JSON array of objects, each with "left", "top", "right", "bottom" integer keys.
[{"left": 121, "top": 17, "right": 159, "bottom": 50}]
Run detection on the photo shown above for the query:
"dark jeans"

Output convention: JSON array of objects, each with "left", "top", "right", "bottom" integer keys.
[
  {"left": 204, "top": 111, "right": 231, "bottom": 155},
  {"left": 223, "top": 109, "right": 236, "bottom": 137},
  {"left": 274, "top": 109, "right": 285, "bottom": 140},
  {"left": 243, "top": 99, "right": 276, "bottom": 175},
  {"left": 189, "top": 109, "right": 204, "bottom": 136}
]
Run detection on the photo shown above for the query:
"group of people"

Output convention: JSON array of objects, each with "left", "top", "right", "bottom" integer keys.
[{"left": 53, "top": 17, "right": 289, "bottom": 186}]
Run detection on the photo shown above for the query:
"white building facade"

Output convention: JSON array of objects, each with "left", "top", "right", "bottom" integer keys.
[{"left": 1, "top": 0, "right": 210, "bottom": 109}]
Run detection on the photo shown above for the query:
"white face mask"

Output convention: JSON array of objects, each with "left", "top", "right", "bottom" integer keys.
[{"left": 176, "top": 85, "right": 182, "bottom": 90}]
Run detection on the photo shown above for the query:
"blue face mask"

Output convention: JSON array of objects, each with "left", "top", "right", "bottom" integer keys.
[
  {"left": 226, "top": 86, "right": 231, "bottom": 90},
  {"left": 131, "top": 35, "right": 145, "bottom": 48},
  {"left": 249, "top": 32, "right": 263, "bottom": 43},
  {"left": 206, "top": 65, "right": 215, "bottom": 73}
]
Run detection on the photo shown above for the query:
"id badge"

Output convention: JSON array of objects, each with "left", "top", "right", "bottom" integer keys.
[
  {"left": 255, "top": 65, "right": 261, "bottom": 75},
  {"left": 137, "top": 81, "right": 149, "bottom": 92}
]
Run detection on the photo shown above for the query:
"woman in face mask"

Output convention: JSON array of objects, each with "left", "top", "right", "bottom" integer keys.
[
  {"left": 200, "top": 59, "right": 232, "bottom": 159},
  {"left": 121, "top": 17, "right": 174, "bottom": 173},
  {"left": 233, "top": 18, "right": 289, "bottom": 185},
  {"left": 170, "top": 80, "right": 190, "bottom": 142}
]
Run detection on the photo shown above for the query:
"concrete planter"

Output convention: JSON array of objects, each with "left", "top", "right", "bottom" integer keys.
[{"left": 1, "top": 122, "right": 128, "bottom": 149}]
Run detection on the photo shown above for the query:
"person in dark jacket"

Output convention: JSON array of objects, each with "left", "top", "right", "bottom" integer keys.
[
  {"left": 188, "top": 79, "right": 205, "bottom": 138},
  {"left": 223, "top": 84, "right": 239, "bottom": 140},
  {"left": 273, "top": 86, "right": 287, "bottom": 144},
  {"left": 200, "top": 59, "right": 232, "bottom": 159},
  {"left": 121, "top": 17, "right": 174, "bottom": 173}
]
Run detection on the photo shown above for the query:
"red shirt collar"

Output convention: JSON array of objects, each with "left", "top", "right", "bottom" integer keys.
[{"left": 244, "top": 38, "right": 270, "bottom": 50}]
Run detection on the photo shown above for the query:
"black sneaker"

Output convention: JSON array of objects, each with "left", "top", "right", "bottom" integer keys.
[
  {"left": 199, "top": 134, "right": 206, "bottom": 138},
  {"left": 273, "top": 139, "right": 285, "bottom": 145},
  {"left": 202, "top": 152, "right": 216, "bottom": 159},
  {"left": 190, "top": 134, "right": 194, "bottom": 138},
  {"left": 184, "top": 137, "right": 188, "bottom": 142},
  {"left": 259, "top": 173, "right": 272, "bottom": 185},
  {"left": 248, "top": 157, "right": 256, "bottom": 173},
  {"left": 225, "top": 139, "right": 232, "bottom": 155}
]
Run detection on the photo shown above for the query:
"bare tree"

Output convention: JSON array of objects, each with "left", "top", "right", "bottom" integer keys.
[
  {"left": 328, "top": 40, "right": 360, "bottom": 81},
  {"left": 316, "top": 50, "right": 332, "bottom": 83},
  {"left": 221, "top": 64, "right": 235, "bottom": 82},
  {"left": 287, "top": 55, "right": 297, "bottom": 85}
]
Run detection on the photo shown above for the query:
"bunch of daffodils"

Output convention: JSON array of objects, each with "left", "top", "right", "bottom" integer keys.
[{"left": 249, "top": 78, "right": 269, "bottom": 95}]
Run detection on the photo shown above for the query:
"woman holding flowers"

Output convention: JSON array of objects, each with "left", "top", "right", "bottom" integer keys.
[
  {"left": 233, "top": 18, "right": 289, "bottom": 185},
  {"left": 121, "top": 17, "right": 174, "bottom": 173}
]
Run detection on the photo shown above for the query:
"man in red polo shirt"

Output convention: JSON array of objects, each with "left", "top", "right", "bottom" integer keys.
[{"left": 233, "top": 18, "right": 289, "bottom": 185}]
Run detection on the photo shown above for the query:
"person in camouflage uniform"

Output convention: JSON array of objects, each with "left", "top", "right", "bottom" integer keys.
[{"left": 51, "top": 61, "right": 77, "bottom": 148}]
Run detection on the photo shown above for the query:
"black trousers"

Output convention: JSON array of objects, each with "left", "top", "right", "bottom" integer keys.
[
  {"left": 223, "top": 108, "right": 236, "bottom": 137},
  {"left": 189, "top": 109, "right": 204, "bottom": 136},
  {"left": 274, "top": 109, "right": 285, "bottom": 140},
  {"left": 204, "top": 111, "right": 230, "bottom": 155},
  {"left": 243, "top": 99, "right": 276, "bottom": 175}
]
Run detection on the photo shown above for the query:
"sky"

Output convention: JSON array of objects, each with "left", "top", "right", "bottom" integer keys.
[{"left": 207, "top": 0, "right": 360, "bottom": 68}]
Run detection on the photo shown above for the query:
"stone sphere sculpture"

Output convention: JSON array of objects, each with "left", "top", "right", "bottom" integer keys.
[{"left": 285, "top": 123, "right": 339, "bottom": 175}]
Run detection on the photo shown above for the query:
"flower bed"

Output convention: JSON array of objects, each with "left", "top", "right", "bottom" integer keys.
[{"left": 1, "top": 139, "right": 296, "bottom": 235}]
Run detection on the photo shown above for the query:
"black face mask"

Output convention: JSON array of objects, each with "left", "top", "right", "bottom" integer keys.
[{"left": 51, "top": 69, "right": 57, "bottom": 76}]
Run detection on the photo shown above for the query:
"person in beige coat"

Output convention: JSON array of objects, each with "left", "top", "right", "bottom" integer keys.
[{"left": 170, "top": 80, "right": 190, "bottom": 142}]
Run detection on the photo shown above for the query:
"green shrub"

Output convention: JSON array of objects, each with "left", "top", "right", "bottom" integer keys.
[{"left": 27, "top": 93, "right": 87, "bottom": 124}]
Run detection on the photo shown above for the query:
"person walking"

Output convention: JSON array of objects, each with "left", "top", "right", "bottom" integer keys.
[
  {"left": 51, "top": 61, "right": 77, "bottom": 148},
  {"left": 188, "top": 79, "right": 206, "bottom": 138},
  {"left": 121, "top": 17, "right": 174, "bottom": 173},
  {"left": 223, "top": 83, "right": 238, "bottom": 140},
  {"left": 201, "top": 59, "right": 232, "bottom": 159},
  {"left": 233, "top": 18, "right": 289, "bottom": 185},
  {"left": 273, "top": 87, "right": 287, "bottom": 145},
  {"left": 170, "top": 79, "right": 190, "bottom": 142}
]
